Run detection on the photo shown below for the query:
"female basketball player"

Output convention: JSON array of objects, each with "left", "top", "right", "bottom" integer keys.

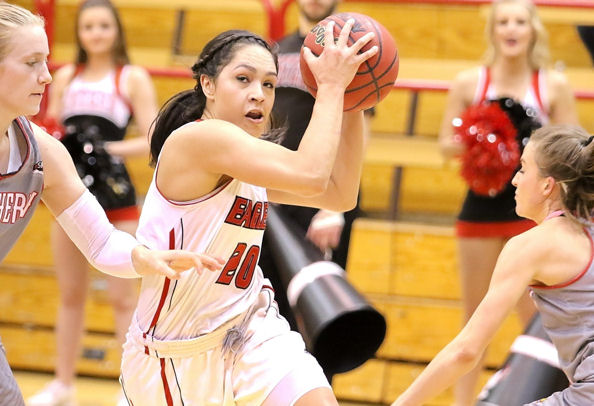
[
  {"left": 438, "top": 0, "right": 578, "bottom": 402},
  {"left": 28, "top": 1, "right": 159, "bottom": 404},
  {"left": 393, "top": 124, "right": 594, "bottom": 405},
  {"left": 118, "top": 22, "right": 377, "bottom": 406},
  {"left": 0, "top": 3, "right": 222, "bottom": 406}
]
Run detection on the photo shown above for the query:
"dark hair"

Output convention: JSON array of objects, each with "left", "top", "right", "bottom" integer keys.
[
  {"left": 75, "top": 0, "right": 130, "bottom": 65},
  {"left": 149, "top": 30, "right": 280, "bottom": 166},
  {"left": 531, "top": 125, "right": 594, "bottom": 225}
]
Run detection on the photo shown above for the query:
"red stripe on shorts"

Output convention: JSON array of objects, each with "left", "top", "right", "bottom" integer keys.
[
  {"left": 143, "top": 228, "right": 176, "bottom": 352},
  {"left": 160, "top": 358, "right": 174, "bottom": 406}
]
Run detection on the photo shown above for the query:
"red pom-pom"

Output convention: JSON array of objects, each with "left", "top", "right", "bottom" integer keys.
[
  {"left": 453, "top": 101, "right": 520, "bottom": 197},
  {"left": 35, "top": 116, "right": 65, "bottom": 140}
]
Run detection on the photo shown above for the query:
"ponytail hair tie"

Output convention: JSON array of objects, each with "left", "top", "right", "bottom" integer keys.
[{"left": 584, "top": 135, "right": 594, "bottom": 147}]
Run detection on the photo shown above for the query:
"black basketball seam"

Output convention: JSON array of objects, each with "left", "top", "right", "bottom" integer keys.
[
  {"left": 345, "top": 81, "right": 396, "bottom": 111},
  {"left": 345, "top": 51, "right": 398, "bottom": 93}
]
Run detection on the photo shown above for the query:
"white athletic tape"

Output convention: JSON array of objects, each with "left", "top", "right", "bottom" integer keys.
[
  {"left": 286, "top": 261, "right": 345, "bottom": 308},
  {"left": 510, "top": 334, "right": 560, "bottom": 368}
]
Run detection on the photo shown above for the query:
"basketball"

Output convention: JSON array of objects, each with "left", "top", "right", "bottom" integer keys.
[{"left": 299, "top": 12, "right": 399, "bottom": 112}]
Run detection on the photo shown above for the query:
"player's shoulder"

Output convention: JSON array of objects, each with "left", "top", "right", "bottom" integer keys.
[
  {"left": 453, "top": 66, "right": 482, "bottom": 87},
  {"left": 124, "top": 64, "right": 152, "bottom": 82},
  {"left": 53, "top": 63, "right": 77, "bottom": 83},
  {"left": 543, "top": 67, "right": 572, "bottom": 92}
]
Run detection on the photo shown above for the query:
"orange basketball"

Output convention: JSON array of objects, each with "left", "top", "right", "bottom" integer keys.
[{"left": 299, "top": 12, "right": 399, "bottom": 112}]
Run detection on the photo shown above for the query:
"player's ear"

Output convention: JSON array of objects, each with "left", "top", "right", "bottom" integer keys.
[
  {"left": 543, "top": 175, "right": 556, "bottom": 195},
  {"left": 200, "top": 74, "right": 215, "bottom": 100}
]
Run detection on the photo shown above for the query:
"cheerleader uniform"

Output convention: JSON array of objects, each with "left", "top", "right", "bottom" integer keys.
[
  {"left": 60, "top": 65, "right": 138, "bottom": 221},
  {"left": 456, "top": 67, "right": 549, "bottom": 237}
]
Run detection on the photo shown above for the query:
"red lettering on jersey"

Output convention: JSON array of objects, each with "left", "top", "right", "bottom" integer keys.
[
  {"left": 224, "top": 197, "right": 248, "bottom": 227},
  {"left": 249, "top": 202, "right": 262, "bottom": 229},
  {"left": 257, "top": 202, "right": 268, "bottom": 230},
  {"left": 216, "top": 243, "right": 247, "bottom": 285},
  {"left": 224, "top": 196, "right": 268, "bottom": 230}
]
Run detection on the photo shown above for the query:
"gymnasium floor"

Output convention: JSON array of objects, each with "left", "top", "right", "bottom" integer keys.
[{"left": 14, "top": 371, "right": 373, "bottom": 406}]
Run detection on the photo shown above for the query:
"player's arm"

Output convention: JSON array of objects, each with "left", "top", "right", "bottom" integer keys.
[
  {"left": 547, "top": 69, "right": 579, "bottom": 125},
  {"left": 438, "top": 68, "right": 477, "bottom": 160},
  {"left": 35, "top": 124, "right": 223, "bottom": 279},
  {"left": 392, "top": 232, "right": 540, "bottom": 405},
  {"left": 268, "top": 110, "right": 366, "bottom": 211},
  {"left": 44, "top": 63, "right": 76, "bottom": 121},
  {"left": 105, "top": 65, "right": 158, "bottom": 157}
]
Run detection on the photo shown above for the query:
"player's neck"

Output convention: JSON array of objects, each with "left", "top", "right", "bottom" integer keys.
[
  {"left": 491, "top": 57, "right": 532, "bottom": 76},
  {"left": 84, "top": 53, "right": 117, "bottom": 71}
]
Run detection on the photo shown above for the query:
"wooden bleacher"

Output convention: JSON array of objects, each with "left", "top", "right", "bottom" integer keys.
[{"left": 3, "top": 1, "right": 594, "bottom": 405}]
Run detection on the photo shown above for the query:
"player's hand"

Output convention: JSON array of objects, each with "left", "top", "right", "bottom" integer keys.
[
  {"left": 131, "top": 245, "right": 225, "bottom": 279},
  {"left": 302, "top": 19, "right": 377, "bottom": 90},
  {"left": 306, "top": 210, "right": 345, "bottom": 256}
]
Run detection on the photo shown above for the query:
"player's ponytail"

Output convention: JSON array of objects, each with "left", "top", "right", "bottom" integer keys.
[{"left": 149, "top": 89, "right": 204, "bottom": 166}]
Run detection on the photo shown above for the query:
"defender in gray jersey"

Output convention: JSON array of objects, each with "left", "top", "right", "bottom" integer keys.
[
  {"left": 0, "top": 4, "right": 223, "bottom": 405},
  {"left": 391, "top": 125, "right": 594, "bottom": 406}
]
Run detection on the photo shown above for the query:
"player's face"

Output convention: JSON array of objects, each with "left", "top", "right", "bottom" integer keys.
[
  {"left": 78, "top": 6, "right": 119, "bottom": 56},
  {"left": 207, "top": 44, "right": 277, "bottom": 137},
  {"left": 298, "top": 0, "right": 340, "bottom": 24},
  {"left": 512, "top": 142, "right": 549, "bottom": 220},
  {"left": 0, "top": 25, "right": 51, "bottom": 119},
  {"left": 492, "top": 2, "right": 534, "bottom": 60}
]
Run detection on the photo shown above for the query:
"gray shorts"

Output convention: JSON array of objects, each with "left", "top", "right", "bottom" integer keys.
[
  {"left": 524, "top": 382, "right": 594, "bottom": 406},
  {"left": 0, "top": 337, "right": 24, "bottom": 406},
  {"left": 525, "top": 356, "right": 594, "bottom": 406}
]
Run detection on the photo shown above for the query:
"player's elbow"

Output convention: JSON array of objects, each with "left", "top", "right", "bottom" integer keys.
[
  {"left": 332, "top": 195, "right": 357, "bottom": 212},
  {"left": 452, "top": 342, "right": 483, "bottom": 368},
  {"left": 301, "top": 174, "right": 329, "bottom": 196}
]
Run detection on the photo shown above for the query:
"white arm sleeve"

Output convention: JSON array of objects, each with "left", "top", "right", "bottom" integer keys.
[{"left": 56, "top": 190, "right": 141, "bottom": 278}]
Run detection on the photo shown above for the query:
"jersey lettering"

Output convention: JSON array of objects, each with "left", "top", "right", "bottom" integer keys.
[
  {"left": 215, "top": 243, "right": 260, "bottom": 289},
  {"left": 0, "top": 191, "right": 38, "bottom": 224},
  {"left": 224, "top": 196, "right": 268, "bottom": 230}
]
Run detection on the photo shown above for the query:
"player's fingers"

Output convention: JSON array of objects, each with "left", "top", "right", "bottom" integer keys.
[
  {"left": 350, "top": 31, "right": 375, "bottom": 53},
  {"left": 301, "top": 46, "right": 316, "bottom": 66},
  {"left": 198, "top": 254, "right": 225, "bottom": 272},
  {"left": 354, "top": 44, "right": 378, "bottom": 64},
  {"left": 158, "top": 262, "right": 181, "bottom": 280},
  {"left": 323, "top": 21, "right": 336, "bottom": 49},
  {"left": 336, "top": 18, "right": 354, "bottom": 47},
  {"left": 164, "top": 250, "right": 197, "bottom": 270}
]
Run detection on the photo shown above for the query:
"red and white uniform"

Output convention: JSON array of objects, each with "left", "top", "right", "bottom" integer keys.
[
  {"left": 61, "top": 66, "right": 132, "bottom": 130},
  {"left": 120, "top": 156, "right": 328, "bottom": 405},
  {"left": 134, "top": 175, "right": 267, "bottom": 339},
  {"left": 474, "top": 66, "right": 549, "bottom": 124}
]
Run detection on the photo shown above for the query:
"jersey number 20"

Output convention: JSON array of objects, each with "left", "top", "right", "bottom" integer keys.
[{"left": 215, "top": 243, "right": 260, "bottom": 289}]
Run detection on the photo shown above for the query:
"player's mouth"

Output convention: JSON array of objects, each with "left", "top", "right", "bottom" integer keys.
[{"left": 245, "top": 109, "right": 265, "bottom": 123}]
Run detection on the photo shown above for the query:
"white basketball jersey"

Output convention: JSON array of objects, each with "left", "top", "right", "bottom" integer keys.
[{"left": 135, "top": 172, "right": 268, "bottom": 340}]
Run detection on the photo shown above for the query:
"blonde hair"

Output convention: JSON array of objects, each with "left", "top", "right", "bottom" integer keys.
[
  {"left": 0, "top": 3, "right": 44, "bottom": 61},
  {"left": 531, "top": 125, "right": 594, "bottom": 225},
  {"left": 483, "top": 0, "right": 550, "bottom": 70}
]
